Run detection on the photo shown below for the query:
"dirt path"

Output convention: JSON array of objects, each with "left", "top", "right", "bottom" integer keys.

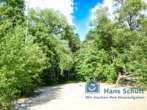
[{"left": 12, "top": 82, "right": 147, "bottom": 110}]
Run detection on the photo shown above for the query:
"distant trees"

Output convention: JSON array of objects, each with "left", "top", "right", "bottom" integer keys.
[
  {"left": 28, "top": 9, "right": 80, "bottom": 84},
  {"left": 75, "top": 0, "right": 147, "bottom": 86}
]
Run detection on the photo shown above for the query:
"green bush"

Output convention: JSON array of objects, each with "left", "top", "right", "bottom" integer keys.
[{"left": 0, "top": 26, "right": 47, "bottom": 109}]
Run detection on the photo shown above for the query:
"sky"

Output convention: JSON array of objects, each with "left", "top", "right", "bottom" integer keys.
[
  {"left": 26, "top": 0, "right": 113, "bottom": 41},
  {"left": 73, "top": 0, "right": 102, "bottom": 40}
]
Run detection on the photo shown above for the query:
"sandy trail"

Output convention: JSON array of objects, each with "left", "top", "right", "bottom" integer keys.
[{"left": 12, "top": 82, "right": 147, "bottom": 110}]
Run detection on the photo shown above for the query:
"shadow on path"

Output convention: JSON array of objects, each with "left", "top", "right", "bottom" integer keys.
[{"left": 11, "top": 85, "right": 62, "bottom": 110}]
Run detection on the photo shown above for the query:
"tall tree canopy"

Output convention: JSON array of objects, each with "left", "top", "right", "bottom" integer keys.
[
  {"left": 76, "top": 0, "right": 147, "bottom": 86},
  {"left": 0, "top": 1, "right": 80, "bottom": 109},
  {"left": 28, "top": 9, "right": 80, "bottom": 84}
]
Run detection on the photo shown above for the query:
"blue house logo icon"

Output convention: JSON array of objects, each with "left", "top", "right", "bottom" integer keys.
[{"left": 86, "top": 81, "right": 99, "bottom": 93}]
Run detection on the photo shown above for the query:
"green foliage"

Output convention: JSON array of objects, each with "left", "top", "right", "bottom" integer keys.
[
  {"left": 76, "top": 0, "right": 147, "bottom": 86},
  {"left": 0, "top": 0, "right": 24, "bottom": 26},
  {"left": 0, "top": 0, "right": 147, "bottom": 109},
  {"left": 0, "top": 1, "right": 80, "bottom": 109},
  {"left": 75, "top": 38, "right": 116, "bottom": 83},
  {"left": 28, "top": 9, "right": 79, "bottom": 85},
  {"left": 0, "top": 26, "right": 47, "bottom": 109},
  {"left": 114, "top": 0, "right": 147, "bottom": 30},
  {"left": 64, "top": 26, "right": 81, "bottom": 52}
]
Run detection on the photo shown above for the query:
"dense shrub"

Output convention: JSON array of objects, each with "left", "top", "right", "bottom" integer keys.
[{"left": 0, "top": 26, "right": 47, "bottom": 109}]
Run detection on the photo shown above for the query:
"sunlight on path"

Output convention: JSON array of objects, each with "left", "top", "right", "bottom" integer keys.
[{"left": 12, "top": 83, "right": 147, "bottom": 110}]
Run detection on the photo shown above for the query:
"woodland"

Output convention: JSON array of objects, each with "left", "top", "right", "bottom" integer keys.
[{"left": 0, "top": 0, "right": 147, "bottom": 109}]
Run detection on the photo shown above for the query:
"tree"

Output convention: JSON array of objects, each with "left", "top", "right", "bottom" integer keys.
[
  {"left": 76, "top": 0, "right": 147, "bottom": 87},
  {"left": 64, "top": 26, "right": 80, "bottom": 52},
  {"left": 28, "top": 9, "right": 78, "bottom": 84},
  {"left": 0, "top": 1, "right": 80, "bottom": 109},
  {"left": 0, "top": 0, "right": 24, "bottom": 39},
  {"left": 0, "top": 0, "right": 24, "bottom": 23},
  {"left": 114, "top": 0, "right": 147, "bottom": 30},
  {"left": 0, "top": 25, "right": 46, "bottom": 110}
]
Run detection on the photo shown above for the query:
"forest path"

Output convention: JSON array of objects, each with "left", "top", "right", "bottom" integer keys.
[{"left": 12, "top": 82, "right": 147, "bottom": 110}]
